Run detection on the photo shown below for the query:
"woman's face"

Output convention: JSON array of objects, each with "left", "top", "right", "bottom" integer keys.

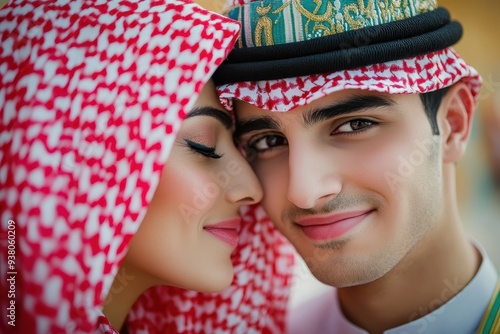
[{"left": 123, "top": 80, "right": 263, "bottom": 292}]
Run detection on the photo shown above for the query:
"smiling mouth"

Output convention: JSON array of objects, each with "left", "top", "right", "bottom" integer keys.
[
  {"left": 296, "top": 209, "right": 375, "bottom": 241},
  {"left": 203, "top": 227, "right": 239, "bottom": 248},
  {"left": 203, "top": 218, "right": 241, "bottom": 248}
]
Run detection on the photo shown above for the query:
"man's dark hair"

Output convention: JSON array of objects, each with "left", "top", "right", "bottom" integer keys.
[{"left": 420, "top": 87, "right": 450, "bottom": 135}]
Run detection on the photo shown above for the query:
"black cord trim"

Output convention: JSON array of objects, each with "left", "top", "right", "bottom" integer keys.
[{"left": 213, "top": 19, "right": 462, "bottom": 85}]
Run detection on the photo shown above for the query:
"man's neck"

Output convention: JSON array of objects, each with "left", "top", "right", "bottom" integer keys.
[{"left": 337, "top": 216, "right": 481, "bottom": 334}]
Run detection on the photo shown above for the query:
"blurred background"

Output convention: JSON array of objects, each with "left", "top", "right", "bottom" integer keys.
[
  {"left": 196, "top": 0, "right": 500, "bottom": 308},
  {"left": 436, "top": 0, "right": 500, "bottom": 270}
]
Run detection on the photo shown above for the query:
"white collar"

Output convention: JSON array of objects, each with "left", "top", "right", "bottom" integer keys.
[{"left": 331, "top": 241, "right": 499, "bottom": 334}]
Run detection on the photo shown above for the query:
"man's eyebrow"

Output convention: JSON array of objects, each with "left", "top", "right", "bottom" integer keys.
[
  {"left": 303, "top": 95, "right": 396, "bottom": 127},
  {"left": 233, "top": 96, "right": 394, "bottom": 137},
  {"left": 234, "top": 116, "right": 282, "bottom": 138},
  {"left": 186, "top": 107, "right": 232, "bottom": 129}
]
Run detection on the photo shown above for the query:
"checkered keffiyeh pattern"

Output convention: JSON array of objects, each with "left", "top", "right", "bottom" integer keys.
[
  {"left": 0, "top": 0, "right": 294, "bottom": 333},
  {"left": 218, "top": 48, "right": 482, "bottom": 112}
]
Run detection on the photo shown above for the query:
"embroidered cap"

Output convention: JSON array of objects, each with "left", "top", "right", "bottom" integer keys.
[{"left": 215, "top": 0, "right": 482, "bottom": 112}]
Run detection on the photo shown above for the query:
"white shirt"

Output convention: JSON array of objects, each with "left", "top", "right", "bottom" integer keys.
[{"left": 287, "top": 243, "right": 498, "bottom": 334}]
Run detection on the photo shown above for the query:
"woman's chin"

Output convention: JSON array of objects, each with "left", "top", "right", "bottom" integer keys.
[
  {"left": 178, "top": 264, "right": 235, "bottom": 293},
  {"left": 195, "top": 266, "right": 235, "bottom": 293}
]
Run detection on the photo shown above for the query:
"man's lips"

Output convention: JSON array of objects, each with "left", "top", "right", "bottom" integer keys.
[
  {"left": 203, "top": 218, "right": 241, "bottom": 248},
  {"left": 295, "top": 209, "right": 374, "bottom": 241}
]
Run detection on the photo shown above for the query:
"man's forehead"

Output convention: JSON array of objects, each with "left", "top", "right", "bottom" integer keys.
[
  {"left": 234, "top": 99, "right": 273, "bottom": 116},
  {"left": 234, "top": 89, "right": 401, "bottom": 117}
]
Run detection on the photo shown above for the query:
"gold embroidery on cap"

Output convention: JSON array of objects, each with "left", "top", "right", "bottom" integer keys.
[
  {"left": 418, "top": 0, "right": 437, "bottom": 13},
  {"left": 272, "top": 1, "right": 291, "bottom": 16},
  {"left": 390, "top": 0, "right": 405, "bottom": 20},
  {"left": 293, "top": 0, "right": 334, "bottom": 22},
  {"left": 344, "top": 0, "right": 378, "bottom": 30},
  {"left": 255, "top": 4, "right": 275, "bottom": 46},
  {"left": 293, "top": 0, "right": 335, "bottom": 36}
]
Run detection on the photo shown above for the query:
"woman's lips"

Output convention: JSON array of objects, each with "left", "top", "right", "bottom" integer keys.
[
  {"left": 203, "top": 218, "right": 241, "bottom": 248},
  {"left": 296, "top": 209, "right": 374, "bottom": 241}
]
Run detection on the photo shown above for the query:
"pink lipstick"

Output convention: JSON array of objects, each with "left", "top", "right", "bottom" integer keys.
[
  {"left": 296, "top": 209, "right": 374, "bottom": 241},
  {"left": 203, "top": 218, "right": 241, "bottom": 248}
]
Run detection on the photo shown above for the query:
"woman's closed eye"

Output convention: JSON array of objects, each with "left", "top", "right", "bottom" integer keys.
[{"left": 184, "top": 138, "right": 223, "bottom": 159}]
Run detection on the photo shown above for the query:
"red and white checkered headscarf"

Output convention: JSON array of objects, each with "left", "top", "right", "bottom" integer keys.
[
  {"left": 218, "top": 47, "right": 482, "bottom": 112},
  {"left": 0, "top": 0, "right": 294, "bottom": 333}
]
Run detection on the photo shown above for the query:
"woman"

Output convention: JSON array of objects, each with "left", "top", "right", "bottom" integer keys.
[
  {"left": 0, "top": 0, "right": 294, "bottom": 333},
  {"left": 102, "top": 79, "right": 263, "bottom": 330},
  {"left": 0, "top": 0, "right": 291, "bottom": 333}
]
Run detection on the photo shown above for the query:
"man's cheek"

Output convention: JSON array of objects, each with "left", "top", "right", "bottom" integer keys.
[
  {"left": 255, "top": 159, "right": 286, "bottom": 189},
  {"left": 354, "top": 140, "right": 411, "bottom": 193}
]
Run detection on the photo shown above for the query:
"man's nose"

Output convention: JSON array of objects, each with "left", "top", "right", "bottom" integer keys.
[{"left": 287, "top": 141, "right": 342, "bottom": 209}]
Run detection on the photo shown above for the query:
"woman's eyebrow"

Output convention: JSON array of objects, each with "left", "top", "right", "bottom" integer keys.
[{"left": 186, "top": 107, "right": 232, "bottom": 129}]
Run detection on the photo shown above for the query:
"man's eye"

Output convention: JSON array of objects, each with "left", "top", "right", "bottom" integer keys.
[
  {"left": 335, "top": 120, "right": 374, "bottom": 133},
  {"left": 250, "top": 135, "right": 288, "bottom": 152}
]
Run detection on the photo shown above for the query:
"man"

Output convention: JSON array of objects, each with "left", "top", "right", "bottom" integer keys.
[{"left": 214, "top": 0, "right": 500, "bottom": 333}]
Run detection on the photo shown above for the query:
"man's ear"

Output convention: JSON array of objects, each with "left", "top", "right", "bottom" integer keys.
[{"left": 437, "top": 82, "right": 475, "bottom": 163}]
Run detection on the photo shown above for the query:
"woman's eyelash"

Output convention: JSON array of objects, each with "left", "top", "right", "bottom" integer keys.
[{"left": 184, "top": 139, "right": 222, "bottom": 159}]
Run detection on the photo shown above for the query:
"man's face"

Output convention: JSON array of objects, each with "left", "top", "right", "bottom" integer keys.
[{"left": 235, "top": 89, "right": 444, "bottom": 287}]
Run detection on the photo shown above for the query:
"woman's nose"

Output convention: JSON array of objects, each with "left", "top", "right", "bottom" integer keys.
[{"left": 223, "top": 155, "right": 263, "bottom": 206}]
